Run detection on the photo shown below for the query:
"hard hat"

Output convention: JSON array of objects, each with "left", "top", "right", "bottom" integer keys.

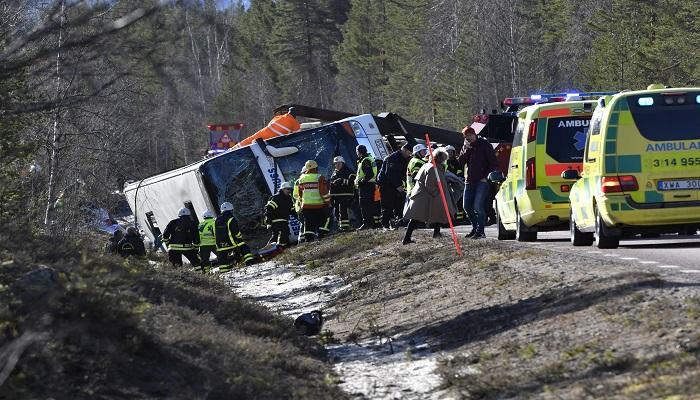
[
  {"left": 647, "top": 83, "right": 666, "bottom": 90},
  {"left": 445, "top": 145, "right": 456, "bottom": 152},
  {"left": 220, "top": 202, "right": 234, "bottom": 212},
  {"left": 203, "top": 210, "right": 214, "bottom": 218},
  {"left": 333, "top": 156, "right": 345, "bottom": 164},
  {"left": 304, "top": 160, "right": 318, "bottom": 171},
  {"left": 280, "top": 181, "right": 292, "bottom": 190},
  {"left": 356, "top": 144, "right": 367, "bottom": 155},
  {"left": 178, "top": 207, "right": 191, "bottom": 217},
  {"left": 412, "top": 144, "right": 427, "bottom": 155}
]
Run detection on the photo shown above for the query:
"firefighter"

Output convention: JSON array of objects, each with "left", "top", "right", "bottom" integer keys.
[
  {"left": 198, "top": 210, "right": 217, "bottom": 272},
  {"left": 215, "top": 202, "right": 255, "bottom": 272},
  {"left": 354, "top": 145, "right": 378, "bottom": 230},
  {"left": 330, "top": 156, "right": 355, "bottom": 231},
  {"left": 377, "top": 143, "right": 411, "bottom": 229},
  {"left": 445, "top": 145, "right": 467, "bottom": 224},
  {"left": 265, "top": 181, "right": 296, "bottom": 247},
  {"left": 162, "top": 208, "right": 201, "bottom": 268},
  {"left": 406, "top": 144, "right": 428, "bottom": 194},
  {"left": 116, "top": 226, "right": 146, "bottom": 257},
  {"left": 295, "top": 160, "right": 331, "bottom": 241}
]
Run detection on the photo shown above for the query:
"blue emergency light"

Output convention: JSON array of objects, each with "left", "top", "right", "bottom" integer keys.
[{"left": 503, "top": 91, "right": 616, "bottom": 107}]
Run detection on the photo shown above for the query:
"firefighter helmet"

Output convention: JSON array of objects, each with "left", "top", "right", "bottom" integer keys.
[
  {"left": 304, "top": 160, "right": 318, "bottom": 171},
  {"left": 333, "top": 156, "right": 345, "bottom": 164},
  {"left": 203, "top": 210, "right": 214, "bottom": 218},
  {"left": 220, "top": 202, "right": 234, "bottom": 212}
]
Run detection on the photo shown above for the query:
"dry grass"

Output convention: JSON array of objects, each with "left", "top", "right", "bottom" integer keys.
[{"left": 0, "top": 229, "right": 346, "bottom": 400}]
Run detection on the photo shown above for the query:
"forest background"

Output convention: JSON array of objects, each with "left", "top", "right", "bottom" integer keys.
[{"left": 2, "top": 0, "right": 700, "bottom": 232}]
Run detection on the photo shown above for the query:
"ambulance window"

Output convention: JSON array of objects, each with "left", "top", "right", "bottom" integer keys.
[
  {"left": 545, "top": 117, "right": 590, "bottom": 163},
  {"left": 628, "top": 93, "right": 700, "bottom": 141},
  {"left": 589, "top": 108, "right": 604, "bottom": 136},
  {"left": 512, "top": 120, "right": 525, "bottom": 147}
]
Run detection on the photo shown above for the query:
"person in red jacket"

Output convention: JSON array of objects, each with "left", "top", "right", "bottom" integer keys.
[{"left": 458, "top": 126, "right": 498, "bottom": 239}]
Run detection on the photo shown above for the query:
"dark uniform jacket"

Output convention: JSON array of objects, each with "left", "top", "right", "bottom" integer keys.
[
  {"left": 377, "top": 150, "right": 408, "bottom": 189},
  {"left": 214, "top": 211, "right": 243, "bottom": 249},
  {"left": 330, "top": 165, "right": 355, "bottom": 196},
  {"left": 265, "top": 191, "right": 295, "bottom": 224},
  {"left": 162, "top": 217, "right": 200, "bottom": 249},
  {"left": 446, "top": 158, "right": 462, "bottom": 176},
  {"left": 116, "top": 232, "right": 146, "bottom": 257}
]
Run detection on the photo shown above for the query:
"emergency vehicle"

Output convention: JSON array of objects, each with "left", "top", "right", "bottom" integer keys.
[
  {"left": 566, "top": 86, "right": 700, "bottom": 248},
  {"left": 123, "top": 106, "right": 462, "bottom": 246}
]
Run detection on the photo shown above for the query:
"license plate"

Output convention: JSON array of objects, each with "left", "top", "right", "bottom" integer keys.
[{"left": 657, "top": 179, "right": 700, "bottom": 191}]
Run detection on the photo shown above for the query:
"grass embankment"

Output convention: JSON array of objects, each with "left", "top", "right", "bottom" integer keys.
[
  {"left": 279, "top": 229, "right": 700, "bottom": 399},
  {"left": 0, "top": 229, "right": 346, "bottom": 399}
]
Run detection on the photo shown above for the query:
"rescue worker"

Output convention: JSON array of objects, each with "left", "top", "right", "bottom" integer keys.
[
  {"left": 265, "top": 182, "right": 296, "bottom": 247},
  {"left": 198, "top": 210, "right": 217, "bottom": 272},
  {"left": 445, "top": 145, "right": 467, "bottom": 224},
  {"left": 215, "top": 202, "right": 255, "bottom": 271},
  {"left": 116, "top": 226, "right": 146, "bottom": 257},
  {"left": 329, "top": 156, "right": 355, "bottom": 231},
  {"left": 295, "top": 160, "right": 331, "bottom": 241},
  {"left": 377, "top": 143, "right": 411, "bottom": 229},
  {"left": 162, "top": 208, "right": 201, "bottom": 268},
  {"left": 354, "top": 145, "right": 378, "bottom": 230},
  {"left": 406, "top": 144, "right": 428, "bottom": 194},
  {"left": 106, "top": 229, "right": 124, "bottom": 254}
]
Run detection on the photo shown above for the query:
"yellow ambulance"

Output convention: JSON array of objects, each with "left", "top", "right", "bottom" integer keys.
[
  {"left": 566, "top": 86, "right": 700, "bottom": 248},
  {"left": 494, "top": 96, "right": 601, "bottom": 241}
]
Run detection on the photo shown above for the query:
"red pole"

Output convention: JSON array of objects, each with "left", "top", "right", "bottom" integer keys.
[{"left": 425, "top": 134, "right": 462, "bottom": 256}]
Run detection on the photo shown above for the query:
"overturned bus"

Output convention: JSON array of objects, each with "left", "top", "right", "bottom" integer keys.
[{"left": 123, "top": 107, "right": 463, "bottom": 244}]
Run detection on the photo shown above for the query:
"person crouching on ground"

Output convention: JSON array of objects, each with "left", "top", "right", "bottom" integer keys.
[{"left": 402, "top": 148, "right": 456, "bottom": 245}]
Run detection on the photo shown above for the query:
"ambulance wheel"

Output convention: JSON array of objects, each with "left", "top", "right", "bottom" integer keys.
[
  {"left": 515, "top": 207, "right": 537, "bottom": 242},
  {"left": 594, "top": 207, "right": 619, "bottom": 249},
  {"left": 570, "top": 210, "right": 593, "bottom": 246},
  {"left": 496, "top": 203, "right": 515, "bottom": 240}
]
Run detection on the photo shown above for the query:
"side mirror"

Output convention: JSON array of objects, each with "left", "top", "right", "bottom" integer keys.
[
  {"left": 488, "top": 170, "right": 506, "bottom": 184},
  {"left": 561, "top": 169, "right": 581, "bottom": 180}
]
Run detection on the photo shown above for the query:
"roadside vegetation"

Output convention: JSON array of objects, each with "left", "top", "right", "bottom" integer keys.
[
  {"left": 0, "top": 229, "right": 346, "bottom": 399},
  {"left": 280, "top": 229, "right": 700, "bottom": 398}
]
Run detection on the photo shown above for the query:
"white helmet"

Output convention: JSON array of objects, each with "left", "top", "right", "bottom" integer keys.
[
  {"left": 445, "top": 145, "right": 456, "bottom": 152},
  {"left": 333, "top": 156, "right": 345, "bottom": 164},
  {"left": 203, "top": 210, "right": 214, "bottom": 218},
  {"left": 280, "top": 181, "right": 292, "bottom": 190},
  {"left": 220, "top": 202, "right": 234, "bottom": 212},
  {"left": 412, "top": 144, "right": 427, "bottom": 155},
  {"left": 178, "top": 207, "right": 191, "bottom": 217}
]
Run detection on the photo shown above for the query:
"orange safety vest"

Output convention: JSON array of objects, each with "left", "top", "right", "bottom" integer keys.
[{"left": 235, "top": 113, "right": 301, "bottom": 148}]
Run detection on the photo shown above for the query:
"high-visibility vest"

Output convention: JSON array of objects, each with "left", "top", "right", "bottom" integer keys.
[
  {"left": 297, "top": 173, "right": 325, "bottom": 208},
  {"left": 355, "top": 155, "right": 377, "bottom": 186},
  {"left": 406, "top": 157, "right": 426, "bottom": 193},
  {"left": 198, "top": 218, "right": 216, "bottom": 246},
  {"left": 235, "top": 113, "right": 301, "bottom": 148}
]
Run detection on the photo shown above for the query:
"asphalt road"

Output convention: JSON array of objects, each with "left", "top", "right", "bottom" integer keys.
[{"left": 450, "top": 225, "right": 700, "bottom": 280}]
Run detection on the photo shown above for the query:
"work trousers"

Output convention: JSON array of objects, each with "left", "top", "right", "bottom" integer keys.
[
  {"left": 302, "top": 208, "right": 326, "bottom": 241},
  {"left": 331, "top": 197, "right": 352, "bottom": 230},
  {"left": 357, "top": 183, "right": 376, "bottom": 228},
  {"left": 270, "top": 221, "right": 291, "bottom": 246},
  {"left": 199, "top": 245, "right": 217, "bottom": 269},
  {"left": 216, "top": 244, "right": 255, "bottom": 272},
  {"left": 463, "top": 181, "right": 490, "bottom": 235},
  {"left": 168, "top": 249, "right": 200, "bottom": 268},
  {"left": 379, "top": 185, "right": 406, "bottom": 228}
]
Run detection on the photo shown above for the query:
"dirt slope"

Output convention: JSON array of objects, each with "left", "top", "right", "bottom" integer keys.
[{"left": 279, "top": 229, "right": 700, "bottom": 399}]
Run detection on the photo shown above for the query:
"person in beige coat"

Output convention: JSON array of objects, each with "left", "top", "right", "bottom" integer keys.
[{"left": 402, "top": 148, "right": 456, "bottom": 244}]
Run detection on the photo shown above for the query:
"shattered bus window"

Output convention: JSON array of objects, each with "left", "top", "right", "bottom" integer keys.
[{"left": 199, "top": 148, "right": 269, "bottom": 230}]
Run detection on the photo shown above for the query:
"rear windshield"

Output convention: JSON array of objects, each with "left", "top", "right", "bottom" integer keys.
[
  {"left": 545, "top": 116, "right": 590, "bottom": 163},
  {"left": 628, "top": 93, "right": 700, "bottom": 141}
]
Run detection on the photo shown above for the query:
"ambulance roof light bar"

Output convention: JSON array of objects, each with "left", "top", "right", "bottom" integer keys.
[{"left": 502, "top": 91, "right": 617, "bottom": 106}]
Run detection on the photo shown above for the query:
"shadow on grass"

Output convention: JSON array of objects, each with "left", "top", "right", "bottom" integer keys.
[{"left": 411, "top": 273, "right": 700, "bottom": 352}]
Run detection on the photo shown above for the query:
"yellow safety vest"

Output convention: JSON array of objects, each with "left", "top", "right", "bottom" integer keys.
[
  {"left": 198, "top": 218, "right": 216, "bottom": 246},
  {"left": 355, "top": 155, "right": 377, "bottom": 186},
  {"left": 297, "top": 173, "right": 324, "bottom": 208},
  {"left": 406, "top": 157, "right": 426, "bottom": 193}
]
